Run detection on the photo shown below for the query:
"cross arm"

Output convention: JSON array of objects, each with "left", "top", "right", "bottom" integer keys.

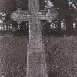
[
  {"left": 10, "top": 8, "right": 58, "bottom": 24},
  {"left": 38, "top": 9, "right": 58, "bottom": 23},
  {"left": 10, "top": 8, "right": 30, "bottom": 24}
]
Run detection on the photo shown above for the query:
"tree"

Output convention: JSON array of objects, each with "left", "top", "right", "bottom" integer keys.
[
  {"left": 50, "top": 0, "right": 73, "bottom": 35},
  {"left": 0, "top": 0, "right": 28, "bottom": 31}
]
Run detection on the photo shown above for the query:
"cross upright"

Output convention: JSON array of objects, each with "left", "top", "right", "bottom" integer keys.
[
  {"left": 26, "top": 0, "right": 48, "bottom": 77},
  {"left": 11, "top": 0, "right": 58, "bottom": 77}
]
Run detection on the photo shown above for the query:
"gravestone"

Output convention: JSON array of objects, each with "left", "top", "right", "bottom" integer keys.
[{"left": 10, "top": 0, "right": 58, "bottom": 77}]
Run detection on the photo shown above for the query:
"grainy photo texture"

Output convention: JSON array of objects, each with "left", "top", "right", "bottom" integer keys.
[{"left": 0, "top": 0, "right": 77, "bottom": 77}]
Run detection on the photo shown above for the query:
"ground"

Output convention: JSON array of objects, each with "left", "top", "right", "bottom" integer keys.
[{"left": 0, "top": 34, "right": 77, "bottom": 77}]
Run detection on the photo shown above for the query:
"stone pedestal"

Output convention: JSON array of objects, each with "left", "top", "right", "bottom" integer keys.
[{"left": 27, "top": 44, "right": 48, "bottom": 77}]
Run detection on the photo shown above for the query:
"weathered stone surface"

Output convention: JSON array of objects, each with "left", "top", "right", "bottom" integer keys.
[{"left": 11, "top": 0, "right": 49, "bottom": 77}]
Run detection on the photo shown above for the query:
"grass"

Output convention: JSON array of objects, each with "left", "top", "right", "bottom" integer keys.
[
  {"left": 0, "top": 34, "right": 77, "bottom": 77},
  {"left": 0, "top": 34, "right": 28, "bottom": 77},
  {"left": 44, "top": 36, "right": 77, "bottom": 77}
]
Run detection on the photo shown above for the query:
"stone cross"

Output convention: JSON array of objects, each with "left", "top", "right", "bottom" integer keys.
[{"left": 10, "top": 0, "right": 58, "bottom": 77}]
